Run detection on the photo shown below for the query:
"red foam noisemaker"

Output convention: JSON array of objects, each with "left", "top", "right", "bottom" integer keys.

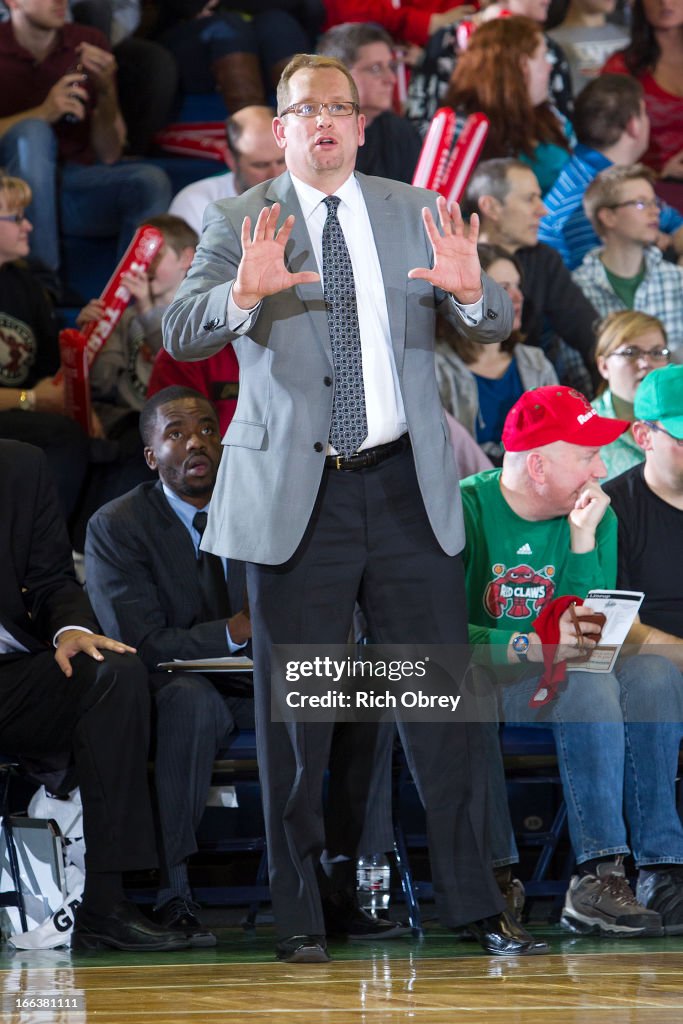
[
  {"left": 58, "top": 224, "right": 164, "bottom": 434},
  {"left": 412, "top": 109, "right": 489, "bottom": 205},
  {"left": 412, "top": 107, "right": 456, "bottom": 191}
]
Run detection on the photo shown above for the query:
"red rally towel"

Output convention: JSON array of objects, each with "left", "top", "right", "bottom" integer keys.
[{"left": 528, "top": 595, "right": 584, "bottom": 709}]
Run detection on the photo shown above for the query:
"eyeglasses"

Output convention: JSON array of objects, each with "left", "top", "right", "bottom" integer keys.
[
  {"left": 603, "top": 198, "right": 662, "bottom": 212},
  {"left": 279, "top": 101, "right": 359, "bottom": 118},
  {"left": 643, "top": 421, "right": 683, "bottom": 447},
  {"left": 354, "top": 61, "right": 399, "bottom": 77},
  {"left": 607, "top": 346, "right": 670, "bottom": 361},
  {"left": 0, "top": 212, "right": 27, "bottom": 225}
]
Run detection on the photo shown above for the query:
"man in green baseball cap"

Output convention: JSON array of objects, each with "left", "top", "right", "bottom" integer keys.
[{"left": 604, "top": 363, "right": 683, "bottom": 924}]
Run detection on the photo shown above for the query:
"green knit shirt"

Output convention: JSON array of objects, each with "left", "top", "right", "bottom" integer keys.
[{"left": 460, "top": 469, "right": 618, "bottom": 663}]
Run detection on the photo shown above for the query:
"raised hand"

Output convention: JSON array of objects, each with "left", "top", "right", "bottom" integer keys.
[
  {"left": 408, "top": 195, "right": 483, "bottom": 304},
  {"left": 232, "top": 203, "right": 320, "bottom": 310},
  {"left": 568, "top": 479, "right": 610, "bottom": 550}
]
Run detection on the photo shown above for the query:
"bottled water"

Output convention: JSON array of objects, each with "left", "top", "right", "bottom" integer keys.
[{"left": 356, "top": 853, "right": 391, "bottom": 917}]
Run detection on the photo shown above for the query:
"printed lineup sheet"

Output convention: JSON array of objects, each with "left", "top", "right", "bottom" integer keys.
[{"left": 570, "top": 590, "right": 644, "bottom": 673}]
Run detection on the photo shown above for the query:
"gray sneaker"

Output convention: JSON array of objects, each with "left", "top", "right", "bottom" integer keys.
[{"left": 560, "top": 857, "right": 663, "bottom": 937}]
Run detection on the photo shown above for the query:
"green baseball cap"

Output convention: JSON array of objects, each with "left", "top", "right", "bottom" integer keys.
[{"left": 634, "top": 364, "right": 683, "bottom": 439}]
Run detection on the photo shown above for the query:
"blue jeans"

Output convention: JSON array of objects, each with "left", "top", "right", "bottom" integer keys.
[
  {"left": 162, "top": 10, "right": 309, "bottom": 94},
  {"left": 495, "top": 654, "right": 683, "bottom": 867},
  {"left": 0, "top": 119, "right": 172, "bottom": 274}
]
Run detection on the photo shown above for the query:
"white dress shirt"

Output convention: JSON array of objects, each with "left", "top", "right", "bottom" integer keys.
[{"left": 228, "top": 171, "right": 483, "bottom": 451}]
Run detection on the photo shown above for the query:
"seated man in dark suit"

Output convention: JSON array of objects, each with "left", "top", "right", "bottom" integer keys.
[
  {"left": 0, "top": 439, "right": 186, "bottom": 952},
  {"left": 85, "top": 386, "right": 253, "bottom": 946}
]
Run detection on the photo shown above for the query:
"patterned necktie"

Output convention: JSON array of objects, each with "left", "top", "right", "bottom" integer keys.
[
  {"left": 192, "top": 511, "right": 230, "bottom": 620},
  {"left": 322, "top": 195, "right": 368, "bottom": 458}
]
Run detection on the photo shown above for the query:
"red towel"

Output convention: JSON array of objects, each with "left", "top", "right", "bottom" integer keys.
[{"left": 528, "top": 595, "right": 584, "bottom": 709}]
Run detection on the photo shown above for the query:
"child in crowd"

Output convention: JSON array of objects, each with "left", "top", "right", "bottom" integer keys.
[{"left": 78, "top": 214, "right": 198, "bottom": 435}]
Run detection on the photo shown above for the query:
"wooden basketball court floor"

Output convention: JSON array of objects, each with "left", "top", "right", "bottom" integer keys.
[{"left": 2, "top": 923, "right": 683, "bottom": 1023}]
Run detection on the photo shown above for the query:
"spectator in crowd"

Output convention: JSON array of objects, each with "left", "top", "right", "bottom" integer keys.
[
  {"left": 153, "top": 0, "right": 314, "bottom": 114},
  {"left": 68, "top": 0, "right": 179, "bottom": 155},
  {"left": 574, "top": 164, "right": 683, "bottom": 358},
  {"left": 539, "top": 75, "right": 683, "bottom": 269},
  {"left": 443, "top": 18, "right": 573, "bottom": 195},
  {"left": 407, "top": 0, "right": 574, "bottom": 137},
  {"left": 461, "top": 384, "right": 683, "bottom": 937},
  {"left": 85, "top": 388, "right": 252, "bottom": 947},
  {"left": 591, "top": 310, "right": 671, "bottom": 479},
  {"left": 548, "top": 0, "right": 629, "bottom": 95},
  {"left": 163, "top": 53, "right": 550, "bottom": 961},
  {"left": 322, "top": 0, "right": 475, "bottom": 50},
  {"left": 0, "top": 439, "right": 188, "bottom": 952},
  {"left": 0, "top": 171, "right": 89, "bottom": 521},
  {"left": 601, "top": 0, "right": 683, "bottom": 181},
  {"left": 0, "top": 0, "right": 171, "bottom": 299},
  {"left": 465, "top": 158, "right": 599, "bottom": 394},
  {"left": 170, "top": 107, "right": 285, "bottom": 236},
  {"left": 80, "top": 214, "right": 198, "bottom": 438},
  {"left": 605, "top": 363, "right": 683, "bottom": 660},
  {"left": 317, "top": 23, "right": 422, "bottom": 183},
  {"left": 436, "top": 242, "right": 557, "bottom": 463}
]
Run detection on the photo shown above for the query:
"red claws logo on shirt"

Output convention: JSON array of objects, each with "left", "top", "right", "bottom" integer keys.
[
  {"left": 483, "top": 563, "right": 556, "bottom": 619},
  {"left": 0, "top": 315, "right": 35, "bottom": 385}
]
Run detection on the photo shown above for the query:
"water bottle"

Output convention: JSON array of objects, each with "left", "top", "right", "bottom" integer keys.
[{"left": 356, "top": 853, "right": 391, "bottom": 918}]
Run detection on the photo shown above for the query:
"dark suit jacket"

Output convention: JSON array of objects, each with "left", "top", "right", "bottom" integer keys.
[
  {"left": 0, "top": 440, "right": 98, "bottom": 658},
  {"left": 84, "top": 480, "right": 248, "bottom": 672}
]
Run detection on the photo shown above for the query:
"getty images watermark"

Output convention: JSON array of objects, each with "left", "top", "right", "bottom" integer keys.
[
  {"left": 269, "top": 643, "right": 681, "bottom": 723},
  {"left": 272, "top": 644, "right": 492, "bottom": 723}
]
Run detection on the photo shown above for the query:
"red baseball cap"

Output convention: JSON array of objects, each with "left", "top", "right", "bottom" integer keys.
[{"left": 502, "top": 386, "right": 630, "bottom": 452}]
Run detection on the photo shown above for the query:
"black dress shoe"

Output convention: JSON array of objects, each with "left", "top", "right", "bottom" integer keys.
[
  {"left": 72, "top": 900, "right": 190, "bottom": 952},
  {"left": 153, "top": 896, "right": 217, "bottom": 948},
  {"left": 323, "top": 892, "right": 412, "bottom": 940},
  {"left": 275, "top": 934, "right": 330, "bottom": 963},
  {"left": 467, "top": 910, "right": 549, "bottom": 956}
]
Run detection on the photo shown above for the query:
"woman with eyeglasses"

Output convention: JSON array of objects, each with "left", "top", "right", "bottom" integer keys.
[
  {"left": 435, "top": 243, "right": 558, "bottom": 464},
  {"left": 591, "top": 309, "right": 671, "bottom": 479},
  {"left": 0, "top": 172, "right": 89, "bottom": 522}
]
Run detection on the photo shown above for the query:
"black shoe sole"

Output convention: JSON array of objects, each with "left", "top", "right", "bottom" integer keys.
[
  {"left": 276, "top": 947, "right": 331, "bottom": 964},
  {"left": 72, "top": 931, "right": 190, "bottom": 952}
]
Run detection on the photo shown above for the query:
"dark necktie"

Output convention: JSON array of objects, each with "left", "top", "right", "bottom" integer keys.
[
  {"left": 192, "top": 510, "right": 230, "bottom": 620},
  {"left": 322, "top": 195, "right": 368, "bottom": 458}
]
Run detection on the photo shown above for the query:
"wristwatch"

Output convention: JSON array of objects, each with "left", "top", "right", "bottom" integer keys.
[
  {"left": 511, "top": 633, "right": 530, "bottom": 662},
  {"left": 18, "top": 389, "right": 36, "bottom": 412}
]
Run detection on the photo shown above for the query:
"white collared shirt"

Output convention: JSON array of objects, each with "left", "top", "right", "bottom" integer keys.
[
  {"left": 228, "top": 171, "right": 484, "bottom": 451},
  {"left": 289, "top": 172, "right": 405, "bottom": 450}
]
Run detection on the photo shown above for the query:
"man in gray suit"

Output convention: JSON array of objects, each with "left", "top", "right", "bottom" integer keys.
[
  {"left": 85, "top": 387, "right": 253, "bottom": 948},
  {"left": 163, "top": 54, "right": 547, "bottom": 961}
]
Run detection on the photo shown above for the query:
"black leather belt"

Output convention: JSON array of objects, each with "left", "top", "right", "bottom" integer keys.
[{"left": 325, "top": 434, "right": 409, "bottom": 471}]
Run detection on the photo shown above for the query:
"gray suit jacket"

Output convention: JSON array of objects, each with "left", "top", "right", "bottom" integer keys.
[
  {"left": 84, "top": 481, "right": 247, "bottom": 672},
  {"left": 163, "top": 172, "right": 512, "bottom": 564}
]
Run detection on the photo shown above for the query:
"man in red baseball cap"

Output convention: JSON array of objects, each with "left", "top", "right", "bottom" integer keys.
[{"left": 460, "top": 383, "right": 683, "bottom": 939}]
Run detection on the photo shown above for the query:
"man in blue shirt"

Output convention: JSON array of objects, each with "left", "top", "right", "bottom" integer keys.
[
  {"left": 540, "top": 75, "right": 683, "bottom": 269},
  {"left": 85, "top": 387, "right": 253, "bottom": 948}
]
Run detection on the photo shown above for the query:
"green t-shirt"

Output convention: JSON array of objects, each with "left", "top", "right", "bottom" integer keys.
[
  {"left": 460, "top": 469, "right": 618, "bottom": 663},
  {"left": 603, "top": 263, "right": 645, "bottom": 309}
]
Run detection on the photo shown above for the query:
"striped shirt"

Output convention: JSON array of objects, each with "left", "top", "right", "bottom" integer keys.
[{"left": 539, "top": 144, "right": 683, "bottom": 269}]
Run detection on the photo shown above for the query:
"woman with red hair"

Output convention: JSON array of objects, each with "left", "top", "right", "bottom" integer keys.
[{"left": 444, "top": 16, "right": 574, "bottom": 193}]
